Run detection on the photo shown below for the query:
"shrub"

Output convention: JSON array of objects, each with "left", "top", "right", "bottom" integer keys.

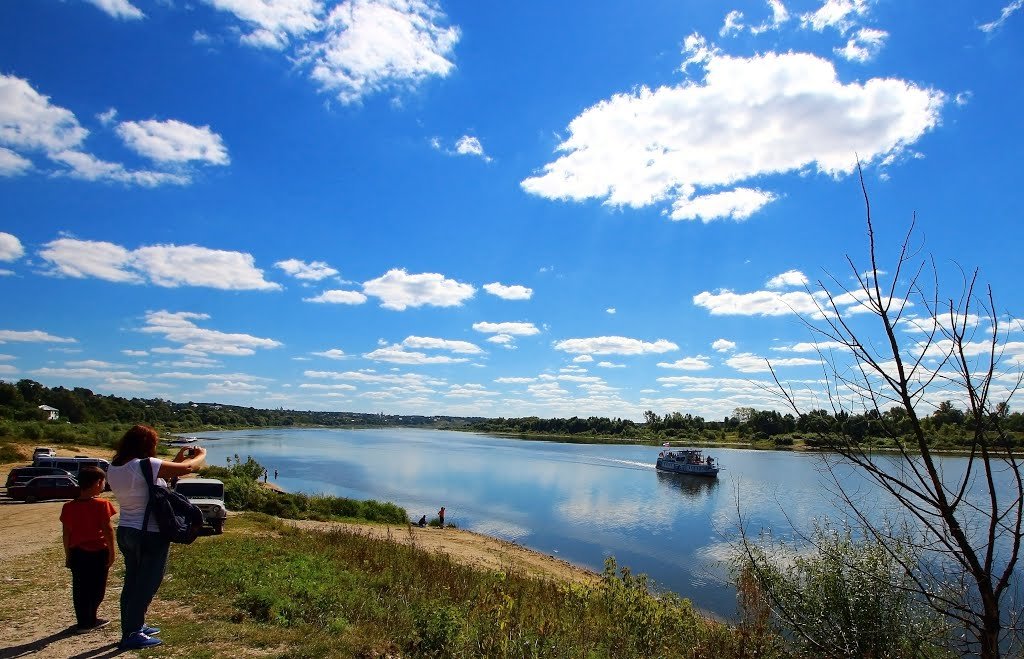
[{"left": 735, "top": 520, "right": 953, "bottom": 658}]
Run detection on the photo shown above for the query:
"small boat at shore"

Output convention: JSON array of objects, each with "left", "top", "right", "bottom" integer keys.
[
  {"left": 656, "top": 448, "right": 719, "bottom": 478},
  {"left": 167, "top": 436, "right": 198, "bottom": 445}
]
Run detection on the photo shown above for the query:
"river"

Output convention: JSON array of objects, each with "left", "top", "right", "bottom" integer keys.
[{"left": 193, "top": 427, "right": 1007, "bottom": 620}]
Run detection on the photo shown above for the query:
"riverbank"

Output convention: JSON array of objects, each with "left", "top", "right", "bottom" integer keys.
[{"left": 0, "top": 449, "right": 780, "bottom": 657}]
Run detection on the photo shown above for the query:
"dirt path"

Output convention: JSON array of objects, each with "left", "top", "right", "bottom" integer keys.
[{"left": 0, "top": 451, "right": 598, "bottom": 657}]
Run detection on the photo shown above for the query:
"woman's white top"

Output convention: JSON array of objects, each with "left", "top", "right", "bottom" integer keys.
[{"left": 107, "top": 458, "right": 165, "bottom": 532}]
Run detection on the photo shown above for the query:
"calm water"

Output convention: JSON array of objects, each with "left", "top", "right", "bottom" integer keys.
[{"left": 194, "top": 427, "right": 1003, "bottom": 619}]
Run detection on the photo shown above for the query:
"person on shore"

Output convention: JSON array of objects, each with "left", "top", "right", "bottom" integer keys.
[
  {"left": 438, "top": 506, "right": 445, "bottom": 528},
  {"left": 274, "top": 469, "right": 278, "bottom": 480},
  {"left": 60, "top": 466, "right": 116, "bottom": 633},
  {"left": 107, "top": 424, "right": 207, "bottom": 650},
  {"left": 417, "top": 515, "right": 427, "bottom": 527}
]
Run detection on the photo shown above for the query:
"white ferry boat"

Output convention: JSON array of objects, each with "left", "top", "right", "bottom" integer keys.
[{"left": 656, "top": 448, "right": 720, "bottom": 477}]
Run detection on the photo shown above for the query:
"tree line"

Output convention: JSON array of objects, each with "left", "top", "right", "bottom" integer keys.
[{"left": 0, "top": 379, "right": 480, "bottom": 431}]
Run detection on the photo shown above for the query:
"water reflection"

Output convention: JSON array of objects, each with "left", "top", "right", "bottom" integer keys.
[
  {"left": 197, "top": 428, "right": 1016, "bottom": 621},
  {"left": 655, "top": 470, "right": 720, "bottom": 499}
]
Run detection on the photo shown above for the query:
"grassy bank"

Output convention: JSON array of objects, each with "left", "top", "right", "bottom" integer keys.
[
  {"left": 201, "top": 455, "right": 409, "bottom": 525},
  {"left": 153, "top": 513, "right": 781, "bottom": 658}
]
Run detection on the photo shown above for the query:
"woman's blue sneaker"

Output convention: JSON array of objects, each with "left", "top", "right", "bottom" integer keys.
[
  {"left": 141, "top": 625, "right": 161, "bottom": 635},
  {"left": 119, "top": 632, "right": 163, "bottom": 650}
]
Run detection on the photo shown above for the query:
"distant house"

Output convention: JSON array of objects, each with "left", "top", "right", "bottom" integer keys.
[{"left": 38, "top": 404, "right": 59, "bottom": 421}]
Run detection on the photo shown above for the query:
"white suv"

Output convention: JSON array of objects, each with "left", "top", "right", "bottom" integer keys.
[{"left": 173, "top": 478, "right": 228, "bottom": 534}]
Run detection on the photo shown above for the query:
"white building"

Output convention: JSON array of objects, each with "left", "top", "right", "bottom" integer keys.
[{"left": 38, "top": 404, "right": 59, "bottom": 421}]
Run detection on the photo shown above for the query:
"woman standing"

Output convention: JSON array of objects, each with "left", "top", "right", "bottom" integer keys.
[{"left": 106, "top": 425, "right": 206, "bottom": 650}]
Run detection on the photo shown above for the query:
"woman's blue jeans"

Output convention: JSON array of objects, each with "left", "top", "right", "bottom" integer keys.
[{"left": 116, "top": 526, "right": 170, "bottom": 638}]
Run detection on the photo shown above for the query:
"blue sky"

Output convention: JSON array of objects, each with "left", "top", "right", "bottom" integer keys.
[{"left": 1, "top": 0, "right": 1022, "bottom": 421}]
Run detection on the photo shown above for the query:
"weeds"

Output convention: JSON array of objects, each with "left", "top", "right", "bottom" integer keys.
[{"left": 160, "top": 514, "right": 783, "bottom": 658}]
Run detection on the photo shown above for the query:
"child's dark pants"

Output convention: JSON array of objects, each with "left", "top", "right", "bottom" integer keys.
[{"left": 69, "top": 548, "right": 109, "bottom": 627}]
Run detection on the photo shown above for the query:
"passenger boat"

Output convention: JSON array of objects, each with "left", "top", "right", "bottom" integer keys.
[{"left": 656, "top": 448, "right": 719, "bottom": 477}]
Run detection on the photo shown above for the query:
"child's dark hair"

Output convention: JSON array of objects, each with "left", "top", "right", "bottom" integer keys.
[{"left": 77, "top": 466, "right": 106, "bottom": 489}]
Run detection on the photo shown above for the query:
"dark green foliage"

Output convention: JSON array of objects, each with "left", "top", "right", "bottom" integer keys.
[
  {"left": 736, "top": 521, "right": 953, "bottom": 658},
  {"left": 200, "top": 455, "right": 408, "bottom": 525}
]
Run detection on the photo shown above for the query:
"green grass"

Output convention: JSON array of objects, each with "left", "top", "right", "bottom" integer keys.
[{"left": 154, "top": 514, "right": 783, "bottom": 658}]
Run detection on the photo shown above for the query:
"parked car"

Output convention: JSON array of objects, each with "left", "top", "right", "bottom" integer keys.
[
  {"left": 8, "top": 475, "right": 80, "bottom": 502},
  {"left": 5, "top": 466, "right": 76, "bottom": 489},
  {"left": 32, "top": 447, "right": 57, "bottom": 459},
  {"left": 32, "top": 456, "right": 109, "bottom": 478},
  {"left": 173, "top": 478, "right": 227, "bottom": 534}
]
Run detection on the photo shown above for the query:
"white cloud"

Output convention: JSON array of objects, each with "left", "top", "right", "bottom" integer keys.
[
  {"left": 800, "top": 0, "right": 870, "bottom": 33},
  {"left": 0, "top": 330, "right": 77, "bottom": 344},
  {"left": 32, "top": 367, "right": 136, "bottom": 379},
  {"left": 486, "top": 334, "right": 513, "bottom": 345},
  {"left": 121, "top": 349, "right": 148, "bottom": 357},
  {"left": 764, "top": 0, "right": 789, "bottom": 27},
  {"left": 482, "top": 282, "right": 532, "bottom": 300},
  {"left": 364, "top": 345, "right": 468, "bottom": 364},
  {"left": 152, "top": 346, "right": 208, "bottom": 356},
  {"left": 694, "top": 289, "right": 825, "bottom": 316},
  {"left": 0, "top": 365, "right": 16, "bottom": 376},
  {"left": 116, "top": 119, "right": 229, "bottom": 165},
  {"left": 362, "top": 268, "right": 474, "bottom": 310},
  {"left": 204, "top": 0, "right": 323, "bottom": 49},
  {"left": 0, "top": 75, "right": 88, "bottom": 154},
  {"left": 596, "top": 361, "right": 625, "bottom": 368},
  {"left": 48, "top": 150, "right": 190, "bottom": 186},
  {"left": 494, "top": 377, "right": 535, "bottom": 384},
  {"left": 771, "top": 340, "right": 847, "bottom": 353},
  {"left": 157, "top": 371, "right": 270, "bottom": 381},
  {"left": 39, "top": 238, "right": 280, "bottom": 290},
  {"left": 303, "top": 0, "right": 459, "bottom": 104},
  {"left": 712, "top": 338, "right": 736, "bottom": 352},
  {"left": 96, "top": 108, "right": 118, "bottom": 125},
  {"left": 304, "top": 289, "right": 368, "bottom": 304},
  {"left": 446, "top": 383, "right": 498, "bottom": 398},
  {"left": 657, "top": 356, "right": 713, "bottom": 371},
  {"left": 670, "top": 187, "right": 776, "bottom": 222},
  {"left": 553, "top": 336, "right": 678, "bottom": 356},
  {"left": 728, "top": 352, "right": 821, "bottom": 373},
  {"left": 835, "top": 27, "right": 888, "bottom": 63},
  {"left": 304, "top": 369, "right": 445, "bottom": 388},
  {"left": 980, "top": 0, "right": 1023, "bottom": 33},
  {"left": 312, "top": 348, "right": 348, "bottom": 359},
  {"left": 85, "top": 0, "right": 144, "bottom": 20},
  {"left": 472, "top": 321, "right": 539, "bottom": 336},
  {"left": 275, "top": 258, "right": 340, "bottom": 281},
  {"left": 298, "top": 383, "right": 357, "bottom": 390},
  {"left": 765, "top": 269, "right": 808, "bottom": 289},
  {"left": 141, "top": 310, "right": 282, "bottom": 356},
  {"left": 0, "top": 76, "right": 209, "bottom": 187},
  {"left": 132, "top": 245, "right": 279, "bottom": 290},
  {"left": 65, "top": 359, "right": 124, "bottom": 369},
  {"left": 0, "top": 233, "right": 25, "bottom": 262},
  {"left": 402, "top": 336, "right": 482, "bottom": 354},
  {"left": 719, "top": 10, "right": 745, "bottom": 36},
  {"left": 455, "top": 135, "right": 490, "bottom": 161},
  {"left": 522, "top": 45, "right": 943, "bottom": 222},
  {"left": 0, "top": 147, "right": 32, "bottom": 176},
  {"left": 573, "top": 354, "right": 594, "bottom": 363},
  {"left": 606, "top": 307, "right": 616, "bottom": 314}
]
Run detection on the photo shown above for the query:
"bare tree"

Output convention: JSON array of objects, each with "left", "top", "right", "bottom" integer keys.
[{"left": 759, "top": 168, "right": 1024, "bottom": 658}]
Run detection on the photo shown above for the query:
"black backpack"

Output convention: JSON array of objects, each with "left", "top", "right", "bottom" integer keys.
[{"left": 140, "top": 458, "right": 205, "bottom": 544}]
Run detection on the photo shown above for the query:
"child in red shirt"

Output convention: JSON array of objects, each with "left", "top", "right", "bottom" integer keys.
[{"left": 60, "top": 466, "right": 117, "bottom": 632}]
